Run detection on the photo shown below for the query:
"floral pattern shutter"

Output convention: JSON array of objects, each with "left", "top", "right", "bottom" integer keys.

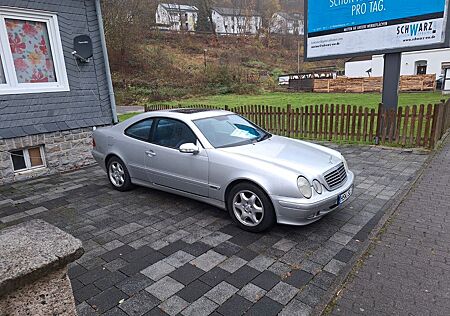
[{"left": 6, "top": 19, "right": 56, "bottom": 83}]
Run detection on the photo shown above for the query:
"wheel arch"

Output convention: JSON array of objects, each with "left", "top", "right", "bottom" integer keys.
[{"left": 224, "top": 178, "right": 274, "bottom": 208}]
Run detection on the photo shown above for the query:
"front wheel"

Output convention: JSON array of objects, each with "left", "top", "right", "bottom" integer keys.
[
  {"left": 107, "top": 157, "right": 133, "bottom": 191},
  {"left": 227, "top": 183, "right": 276, "bottom": 233}
]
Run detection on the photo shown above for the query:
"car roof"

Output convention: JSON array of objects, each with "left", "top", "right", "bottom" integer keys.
[{"left": 130, "top": 108, "right": 234, "bottom": 122}]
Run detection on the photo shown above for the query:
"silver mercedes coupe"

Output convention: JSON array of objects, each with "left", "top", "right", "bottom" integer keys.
[{"left": 92, "top": 109, "right": 354, "bottom": 232}]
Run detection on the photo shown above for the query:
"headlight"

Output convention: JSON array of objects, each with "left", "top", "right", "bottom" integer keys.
[
  {"left": 312, "top": 180, "right": 323, "bottom": 194},
  {"left": 297, "top": 176, "right": 312, "bottom": 199},
  {"left": 341, "top": 156, "right": 349, "bottom": 171}
]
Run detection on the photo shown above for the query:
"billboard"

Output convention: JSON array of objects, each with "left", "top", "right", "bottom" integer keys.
[{"left": 305, "top": 0, "right": 450, "bottom": 60}]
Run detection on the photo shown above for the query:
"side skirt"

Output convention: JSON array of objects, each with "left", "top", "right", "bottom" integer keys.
[{"left": 132, "top": 179, "right": 227, "bottom": 210}]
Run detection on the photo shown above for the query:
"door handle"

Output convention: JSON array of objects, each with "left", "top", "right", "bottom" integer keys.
[{"left": 145, "top": 150, "right": 156, "bottom": 157}]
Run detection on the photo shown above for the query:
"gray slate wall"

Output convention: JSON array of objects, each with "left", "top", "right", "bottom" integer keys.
[{"left": 0, "top": 0, "right": 113, "bottom": 140}]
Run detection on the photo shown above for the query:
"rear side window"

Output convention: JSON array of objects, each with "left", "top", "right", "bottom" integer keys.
[
  {"left": 125, "top": 119, "right": 153, "bottom": 141},
  {"left": 153, "top": 118, "right": 197, "bottom": 149}
]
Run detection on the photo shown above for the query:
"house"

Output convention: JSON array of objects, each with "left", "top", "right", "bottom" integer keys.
[
  {"left": 270, "top": 12, "right": 304, "bottom": 35},
  {"left": 155, "top": 3, "right": 198, "bottom": 32},
  {"left": 0, "top": 0, "right": 116, "bottom": 184},
  {"left": 345, "top": 48, "right": 450, "bottom": 79},
  {"left": 211, "top": 7, "right": 262, "bottom": 35}
]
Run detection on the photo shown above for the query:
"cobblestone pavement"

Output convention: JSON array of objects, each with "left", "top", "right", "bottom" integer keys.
[
  {"left": 329, "top": 137, "right": 450, "bottom": 316},
  {"left": 0, "top": 144, "right": 428, "bottom": 316}
]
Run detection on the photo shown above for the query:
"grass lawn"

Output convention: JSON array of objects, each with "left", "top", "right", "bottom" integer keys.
[
  {"left": 119, "top": 91, "right": 447, "bottom": 122},
  {"left": 147, "top": 91, "right": 445, "bottom": 109}
]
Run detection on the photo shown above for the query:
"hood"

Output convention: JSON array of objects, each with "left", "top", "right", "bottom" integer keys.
[{"left": 219, "top": 135, "right": 343, "bottom": 177}]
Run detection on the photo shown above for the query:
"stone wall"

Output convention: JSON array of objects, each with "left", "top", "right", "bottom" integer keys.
[{"left": 0, "top": 127, "right": 98, "bottom": 185}]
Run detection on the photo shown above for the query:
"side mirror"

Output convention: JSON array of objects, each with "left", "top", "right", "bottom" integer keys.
[{"left": 179, "top": 143, "right": 199, "bottom": 154}]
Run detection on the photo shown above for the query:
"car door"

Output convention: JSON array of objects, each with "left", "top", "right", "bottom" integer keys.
[
  {"left": 146, "top": 118, "right": 209, "bottom": 197},
  {"left": 120, "top": 118, "right": 155, "bottom": 182}
]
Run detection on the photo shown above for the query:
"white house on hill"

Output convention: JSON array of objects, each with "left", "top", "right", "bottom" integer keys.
[
  {"left": 270, "top": 12, "right": 304, "bottom": 35},
  {"left": 155, "top": 3, "right": 198, "bottom": 31},
  {"left": 345, "top": 48, "right": 450, "bottom": 79},
  {"left": 211, "top": 7, "right": 262, "bottom": 35}
]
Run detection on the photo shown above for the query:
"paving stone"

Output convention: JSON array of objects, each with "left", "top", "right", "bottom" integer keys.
[
  {"left": 205, "top": 281, "right": 239, "bottom": 304},
  {"left": 101, "top": 245, "right": 135, "bottom": 262},
  {"left": 120, "top": 252, "right": 166, "bottom": 276},
  {"left": 163, "top": 250, "right": 195, "bottom": 268},
  {"left": 168, "top": 263, "right": 205, "bottom": 285},
  {"left": 103, "top": 307, "right": 128, "bottom": 316},
  {"left": 311, "top": 271, "right": 336, "bottom": 290},
  {"left": 235, "top": 248, "right": 258, "bottom": 261},
  {"left": 296, "top": 284, "right": 326, "bottom": 307},
  {"left": 73, "top": 284, "right": 102, "bottom": 303},
  {"left": 213, "top": 241, "right": 241, "bottom": 257},
  {"left": 183, "top": 242, "right": 212, "bottom": 257},
  {"left": 279, "top": 299, "right": 313, "bottom": 316},
  {"left": 78, "top": 267, "right": 110, "bottom": 285},
  {"left": 104, "top": 258, "right": 128, "bottom": 272},
  {"left": 237, "top": 283, "right": 266, "bottom": 303},
  {"left": 266, "top": 281, "right": 299, "bottom": 305},
  {"left": 333, "top": 248, "right": 355, "bottom": 264},
  {"left": 113, "top": 223, "right": 144, "bottom": 236},
  {"left": 122, "top": 246, "right": 158, "bottom": 262},
  {"left": 324, "top": 259, "right": 347, "bottom": 276},
  {"left": 94, "top": 271, "right": 127, "bottom": 290},
  {"left": 225, "top": 265, "right": 260, "bottom": 289},
  {"left": 285, "top": 269, "right": 314, "bottom": 288},
  {"left": 272, "top": 238, "right": 297, "bottom": 252},
  {"left": 87, "top": 287, "right": 128, "bottom": 314},
  {"left": 199, "top": 267, "right": 231, "bottom": 287},
  {"left": 215, "top": 294, "right": 252, "bottom": 316},
  {"left": 181, "top": 297, "right": 218, "bottom": 316},
  {"left": 200, "top": 231, "right": 232, "bottom": 247},
  {"left": 268, "top": 261, "right": 292, "bottom": 278},
  {"left": 245, "top": 296, "right": 283, "bottom": 316},
  {"left": 117, "top": 274, "right": 154, "bottom": 296},
  {"left": 76, "top": 301, "right": 97, "bottom": 316},
  {"left": 119, "top": 291, "right": 159, "bottom": 316},
  {"left": 159, "top": 240, "right": 190, "bottom": 256},
  {"left": 68, "top": 263, "right": 88, "bottom": 279},
  {"left": 145, "top": 276, "right": 184, "bottom": 301},
  {"left": 158, "top": 295, "right": 189, "bottom": 316},
  {"left": 217, "top": 256, "right": 248, "bottom": 273},
  {"left": 329, "top": 232, "right": 353, "bottom": 246},
  {"left": 141, "top": 261, "right": 176, "bottom": 281},
  {"left": 247, "top": 254, "right": 276, "bottom": 272},
  {"left": 251, "top": 270, "right": 280, "bottom": 291},
  {"left": 144, "top": 307, "right": 169, "bottom": 316},
  {"left": 190, "top": 250, "right": 227, "bottom": 272},
  {"left": 177, "top": 279, "right": 211, "bottom": 303}
]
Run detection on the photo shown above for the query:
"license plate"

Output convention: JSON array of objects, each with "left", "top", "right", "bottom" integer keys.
[{"left": 338, "top": 186, "right": 353, "bottom": 205}]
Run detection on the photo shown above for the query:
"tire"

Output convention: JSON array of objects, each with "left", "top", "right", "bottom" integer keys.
[
  {"left": 226, "top": 182, "right": 276, "bottom": 233},
  {"left": 107, "top": 156, "right": 133, "bottom": 191}
]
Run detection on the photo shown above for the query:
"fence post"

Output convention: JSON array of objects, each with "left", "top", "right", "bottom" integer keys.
[
  {"left": 224, "top": 105, "right": 229, "bottom": 111},
  {"left": 431, "top": 102, "right": 445, "bottom": 148},
  {"left": 375, "top": 103, "right": 383, "bottom": 142}
]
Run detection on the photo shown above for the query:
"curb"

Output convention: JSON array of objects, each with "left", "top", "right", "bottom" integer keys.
[{"left": 314, "top": 131, "right": 449, "bottom": 316}]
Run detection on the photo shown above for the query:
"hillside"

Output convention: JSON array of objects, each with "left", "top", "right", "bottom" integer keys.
[{"left": 111, "top": 32, "right": 342, "bottom": 106}]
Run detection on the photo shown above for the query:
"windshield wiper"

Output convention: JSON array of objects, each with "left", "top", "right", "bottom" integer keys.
[{"left": 257, "top": 133, "right": 272, "bottom": 142}]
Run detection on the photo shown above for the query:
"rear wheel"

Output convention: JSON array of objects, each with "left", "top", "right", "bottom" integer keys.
[
  {"left": 107, "top": 157, "right": 133, "bottom": 191},
  {"left": 227, "top": 182, "right": 276, "bottom": 233}
]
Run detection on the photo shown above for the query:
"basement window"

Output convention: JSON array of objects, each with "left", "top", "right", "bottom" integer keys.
[
  {"left": 10, "top": 146, "right": 46, "bottom": 172},
  {"left": 0, "top": 7, "right": 69, "bottom": 95}
]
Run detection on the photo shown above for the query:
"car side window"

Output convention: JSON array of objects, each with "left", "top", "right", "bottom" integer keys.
[
  {"left": 125, "top": 119, "right": 153, "bottom": 141},
  {"left": 153, "top": 118, "right": 197, "bottom": 149}
]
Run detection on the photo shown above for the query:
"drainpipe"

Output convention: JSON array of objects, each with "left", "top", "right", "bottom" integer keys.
[{"left": 95, "top": 0, "right": 118, "bottom": 124}]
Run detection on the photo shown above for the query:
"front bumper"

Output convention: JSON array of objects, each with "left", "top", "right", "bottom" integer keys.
[{"left": 271, "top": 171, "right": 354, "bottom": 226}]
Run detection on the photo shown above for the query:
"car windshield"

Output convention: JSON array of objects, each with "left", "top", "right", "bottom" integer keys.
[{"left": 194, "top": 114, "right": 271, "bottom": 148}]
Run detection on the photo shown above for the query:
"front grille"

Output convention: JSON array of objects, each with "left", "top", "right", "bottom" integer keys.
[{"left": 324, "top": 163, "right": 347, "bottom": 190}]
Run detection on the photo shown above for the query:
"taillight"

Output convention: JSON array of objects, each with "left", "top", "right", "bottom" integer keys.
[{"left": 92, "top": 138, "right": 96, "bottom": 148}]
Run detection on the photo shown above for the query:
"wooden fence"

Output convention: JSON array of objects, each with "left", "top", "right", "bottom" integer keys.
[
  {"left": 313, "top": 74, "right": 436, "bottom": 93},
  {"left": 145, "top": 100, "right": 450, "bottom": 149}
]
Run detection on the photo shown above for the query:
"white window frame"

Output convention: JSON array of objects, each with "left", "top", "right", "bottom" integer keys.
[
  {"left": 0, "top": 6, "right": 69, "bottom": 95},
  {"left": 10, "top": 146, "right": 46, "bottom": 173}
]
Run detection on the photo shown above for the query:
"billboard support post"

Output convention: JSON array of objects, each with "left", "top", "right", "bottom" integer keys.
[{"left": 382, "top": 52, "right": 402, "bottom": 110}]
